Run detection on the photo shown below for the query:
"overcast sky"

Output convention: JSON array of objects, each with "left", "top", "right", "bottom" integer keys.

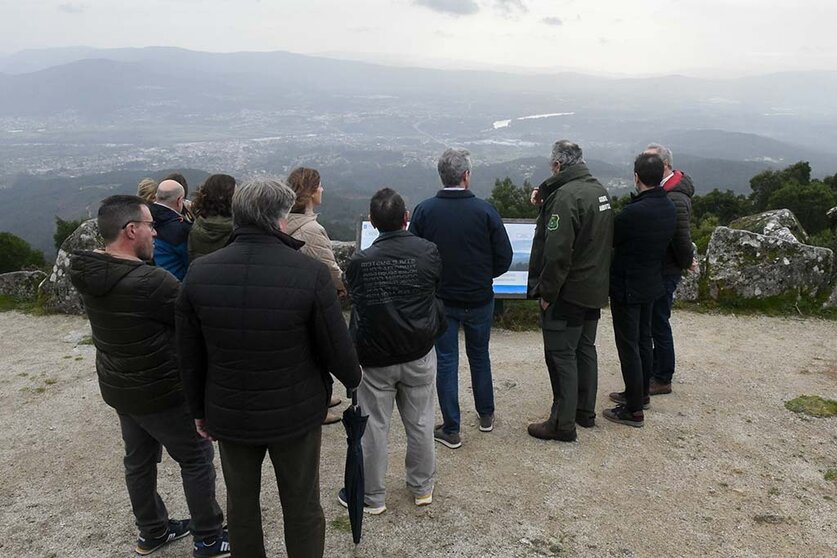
[{"left": 1, "top": 0, "right": 835, "bottom": 76}]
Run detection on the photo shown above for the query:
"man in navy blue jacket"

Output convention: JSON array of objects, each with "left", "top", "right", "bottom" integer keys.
[
  {"left": 409, "top": 148, "right": 513, "bottom": 449},
  {"left": 151, "top": 179, "right": 192, "bottom": 280},
  {"left": 605, "top": 153, "right": 676, "bottom": 428}
]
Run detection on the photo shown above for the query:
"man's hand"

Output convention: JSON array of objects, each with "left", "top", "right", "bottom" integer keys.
[
  {"left": 530, "top": 188, "right": 543, "bottom": 206},
  {"left": 195, "top": 419, "right": 215, "bottom": 441},
  {"left": 539, "top": 298, "right": 550, "bottom": 311}
]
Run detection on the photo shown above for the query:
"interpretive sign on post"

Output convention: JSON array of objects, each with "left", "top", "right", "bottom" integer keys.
[{"left": 356, "top": 219, "right": 536, "bottom": 299}]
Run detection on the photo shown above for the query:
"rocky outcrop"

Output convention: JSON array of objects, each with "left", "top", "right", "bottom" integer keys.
[
  {"left": 331, "top": 240, "right": 356, "bottom": 272},
  {"left": 828, "top": 206, "right": 837, "bottom": 222},
  {"left": 729, "top": 209, "right": 809, "bottom": 244},
  {"left": 673, "top": 265, "right": 702, "bottom": 302},
  {"left": 39, "top": 219, "right": 103, "bottom": 314},
  {"left": 0, "top": 271, "right": 47, "bottom": 301},
  {"left": 704, "top": 226, "right": 833, "bottom": 303},
  {"left": 824, "top": 285, "right": 837, "bottom": 310}
]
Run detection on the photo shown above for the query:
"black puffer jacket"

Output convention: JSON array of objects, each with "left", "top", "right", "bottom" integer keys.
[
  {"left": 176, "top": 226, "right": 362, "bottom": 445},
  {"left": 345, "top": 229, "right": 446, "bottom": 367},
  {"left": 662, "top": 171, "right": 695, "bottom": 276},
  {"left": 69, "top": 251, "right": 184, "bottom": 415}
]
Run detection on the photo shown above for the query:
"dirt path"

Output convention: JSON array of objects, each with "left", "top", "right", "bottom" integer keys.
[{"left": 0, "top": 309, "right": 834, "bottom": 557}]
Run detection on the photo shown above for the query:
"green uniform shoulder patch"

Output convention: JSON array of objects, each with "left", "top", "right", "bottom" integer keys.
[{"left": 547, "top": 214, "right": 560, "bottom": 231}]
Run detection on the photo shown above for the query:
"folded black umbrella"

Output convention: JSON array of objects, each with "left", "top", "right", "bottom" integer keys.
[{"left": 342, "top": 388, "right": 368, "bottom": 546}]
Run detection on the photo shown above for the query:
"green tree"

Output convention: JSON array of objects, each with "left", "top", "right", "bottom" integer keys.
[
  {"left": 53, "top": 216, "right": 86, "bottom": 251},
  {"left": 767, "top": 181, "right": 836, "bottom": 235},
  {"left": 487, "top": 177, "right": 538, "bottom": 219},
  {"left": 691, "top": 189, "right": 751, "bottom": 225},
  {"left": 0, "top": 232, "right": 46, "bottom": 273},
  {"left": 691, "top": 214, "right": 719, "bottom": 253}
]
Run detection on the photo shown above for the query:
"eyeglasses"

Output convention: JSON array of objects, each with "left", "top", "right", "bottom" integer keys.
[{"left": 122, "top": 220, "right": 156, "bottom": 230}]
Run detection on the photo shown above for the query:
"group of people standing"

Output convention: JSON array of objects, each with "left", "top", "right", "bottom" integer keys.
[{"left": 67, "top": 138, "right": 694, "bottom": 558}]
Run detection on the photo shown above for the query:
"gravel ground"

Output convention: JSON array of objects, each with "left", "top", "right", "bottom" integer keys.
[{"left": 0, "top": 309, "right": 835, "bottom": 558}]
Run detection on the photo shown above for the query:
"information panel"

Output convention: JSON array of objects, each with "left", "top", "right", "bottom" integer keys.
[{"left": 357, "top": 219, "right": 536, "bottom": 299}]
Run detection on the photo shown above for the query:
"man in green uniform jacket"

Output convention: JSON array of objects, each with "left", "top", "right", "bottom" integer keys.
[{"left": 527, "top": 140, "right": 614, "bottom": 442}]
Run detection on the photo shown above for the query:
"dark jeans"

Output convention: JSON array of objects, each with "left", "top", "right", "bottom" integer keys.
[
  {"left": 219, "top": 427, "right": 325, "bottom": 558},
  {"left": 435, "top": 300, "right": 495, "bottom": 434},
  {"left": 611, "top": 299, "right": 654, "bottom": 413},
  {"left": 117, "top": 403, "right": 224, "bottom": 541},
  {"left": 651, "top": 274, "right": 682, "bottom": 384},
  {"left": 541, "top": 304, "right": 599, "bottom": 431}
]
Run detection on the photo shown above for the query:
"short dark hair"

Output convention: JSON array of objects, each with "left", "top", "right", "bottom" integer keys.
[
  {"left": 97, "top": 195, "right": 148, "bottom": 243},
  {"left": 634, "top": 153, "right": 664, "bottom": 187},
  {"left": 163, "top": 172, "right": 188, "bottom": 197},
  {"left": 369, "top": 188, "right": 406, "bottom": 233}
]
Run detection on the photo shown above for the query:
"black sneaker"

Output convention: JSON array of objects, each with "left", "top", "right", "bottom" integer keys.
[
  {"left": 337, "top": 487, "right": 386, "bottom": 515},
  {"left": 575, "top": 412, "right": 595, "bottom": 428},
  {"left": 193, "top": 530, "right": 231, "bottom": 558},
  {"left": 136, "top": 519, "right": 190, "bottom": 555},
  {"left": 479, "top": 414, "right": 495, "bottom": 432},
  {"left": 603, "top": 405, "right": 644, "bottom": 428},
  {"left": 433, "top": 425, "right": 462, "bottom": 449},
  {"left": 608, "top": 391, "right": 650, "bottom": 410}
]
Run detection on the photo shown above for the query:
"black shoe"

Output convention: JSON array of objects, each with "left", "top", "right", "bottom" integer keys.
[
  {"left": 608, "top": 391, "right": 650, "bottom": 410},
  {"left": 527, "top": 420, "right": 577, "bottom": 442},
  {"left": 603, "top": 405, "right": 644, "bottom": 428},
  {"left": 136, "top": 519, "right": 190, "bottom": 555},
  {"left": 575, "top": 413, "right": 595, "bottom": 428},
  {"left": 649, "top": 379, "right": 672, "bottom": 395},
  {"left": 192, "top": 529, "right": 231, "bottom": 558}
]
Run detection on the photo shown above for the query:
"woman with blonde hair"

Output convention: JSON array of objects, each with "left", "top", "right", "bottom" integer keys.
[
  {"left": 136, "top": 178, "right": 158, "bottom": 203},
  {"left": 286, "top": 166, "right": 347, "bottom": 424}
]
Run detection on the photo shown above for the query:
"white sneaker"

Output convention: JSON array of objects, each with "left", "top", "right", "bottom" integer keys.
[{"left": 414, "top": 490, "right": 433, "bottom": 507}]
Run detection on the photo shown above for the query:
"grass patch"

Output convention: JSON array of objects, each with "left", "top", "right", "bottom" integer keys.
[
  {"left": 493, "top": 299, "right": 541, "bottom": 331},
  {"left": 33, "top": 386, "right": 46, "bottom": 394},
  {"left": 44, "top": 378, "right": 57, "bottom": 385},
  {"left": 825, "top": 469, "right": 837, "bottom": 482},
  {"left": 784, "top": 395, "right": 837, "bottom": 418},
  {"left": 0, "top": 294, "right": 47, "bottom": 315},
  {"left": 77, "top": 336, "right": 94, "bottom": 345},
  {"left": 329, "top": 515, "right": 351, "bottom": 533}
]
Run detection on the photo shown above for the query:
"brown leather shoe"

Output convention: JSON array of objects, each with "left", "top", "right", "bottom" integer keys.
[
  {"left": 527, "top": 420, "right": 577, "bottom": 442},
  {"left": 323, "top": 411, "right": 342, "bottom": 425},
  {"left": 648, "top": 379, "right": 672, "bottom": 395}
]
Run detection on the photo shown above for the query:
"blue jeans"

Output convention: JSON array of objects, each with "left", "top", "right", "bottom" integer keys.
[
  {"left": 651, "top": 274, "right": 682, "bottom": 384},
  {"left": 435, "top": 300, "right": 495, "bottom": 434}
]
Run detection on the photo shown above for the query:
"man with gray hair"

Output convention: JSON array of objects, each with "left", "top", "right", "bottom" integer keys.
[
  {"left": 177, "top": 178, "right": 362, "bottom": 558},
  {"left": 639, "top": 143, "right": 695, "bottom": 397},
  {"left": 409, "top": 148, "right": 512, "bottom": 449},
  {"left": 151, "top": 179, "right": 192, "bottom": 280},
  {"left": 527, "top": 140, "right": 613, "bottom": 442}
]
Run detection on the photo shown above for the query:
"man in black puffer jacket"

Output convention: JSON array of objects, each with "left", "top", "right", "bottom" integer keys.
[
  {"left": 342, "top": 188, "right": 445, "bottom": 514},
  {"left": 69, "top": 195, "right": 228, "bottom": 557},
  {"left": 604, "top": 153, "right": 676, "bottom": 428},
  {"left": 644, "top": 143, "right": 696, "bottom": 396},
  {"left": 177, "top": 178, "right": 362, "bottom": 558}
]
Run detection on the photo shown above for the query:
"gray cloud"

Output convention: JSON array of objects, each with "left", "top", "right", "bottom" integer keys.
[
  {"left": 413, "top": 0, "right": 480, "bottom": 16},
  {"left": 542, "top": 17, "right": 563, "bottom": 26},
  {"left": 493, "top": 0, "right": 528, "bottom": 17},
  {"left": 57, "top": 3, "right": 85, "bottom": 14}
]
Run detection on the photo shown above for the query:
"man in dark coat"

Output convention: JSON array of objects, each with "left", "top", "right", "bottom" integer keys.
[
  {"left": 177, "top": 178, "right": 362, "bottom": 558},
  {"left": 69, "top": 195, "right": 228, "bottom": 557},
  {"left": 151, "top": 179, "right": 192, "bottom": 281},
  {"left": 409, "top": 148, "right": 512, "bottom": 449},
  {"left": 342, "top": 188, "right": 446, "bottom": 514},
  {"left": 527, "top": 140, "right": 614, "bottom": 442},
  {"left": 644, "top": 143, "right": 696, "bottom": 395},
  {"left": 604, "top": 153, "right": 677, "bottom": 427}
]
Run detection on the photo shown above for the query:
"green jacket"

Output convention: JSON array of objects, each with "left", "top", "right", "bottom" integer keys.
[
  {"left": 188, "top": 215, "right": 233, "bottom": 263},
  {"left": 528, "top": 163, "right": 614, "bottom": 309}
]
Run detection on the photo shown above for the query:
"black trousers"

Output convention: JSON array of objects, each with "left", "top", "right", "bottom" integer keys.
[
  {"left": 610, "top": 299, "right": 654, "bottom": 413},
  {"left": 117, "top": 403, "right": 224, "bottom": 540},
  {"left": 219, "top": 427, "right": 325, "bottom": 558},
  {"left": 541, "top": 303, "right": 600, "bottom": 431}
]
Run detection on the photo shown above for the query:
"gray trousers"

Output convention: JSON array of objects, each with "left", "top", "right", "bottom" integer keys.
[
  {"left": 542, "top": 315, "right": 600, "bottom": 432},
  {"left": 358, "top": 348, "right": 437, "bottom": 508}
]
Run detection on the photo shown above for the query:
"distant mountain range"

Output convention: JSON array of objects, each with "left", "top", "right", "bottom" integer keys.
[{"left": 1, "top": 46, "right": 836, "bottom": 256}]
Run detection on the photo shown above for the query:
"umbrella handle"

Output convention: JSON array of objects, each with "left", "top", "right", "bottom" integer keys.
[{"left": 347, "top": 387, "right": 358, "bottom": 407}]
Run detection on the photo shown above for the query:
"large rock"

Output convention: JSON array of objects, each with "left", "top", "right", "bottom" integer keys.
[
  {"left": 704, "top": 226, "right": 833, "bottom": 302},
  {"left": 729, "top": 209, "right": 809, "bottom": 244},
  {"left": 0, "top": 270, "right": 47, "bottom": 301},
  {"left": 828, "top": 206, "right": 837, "bottom": 222},
  {"left": 824, "top": 285, "right": 837, "bottom": 310},
  {"left": 39, "top": 219, "right": 103, "bottom": 314},
  {"left": 673, "top": 264, "right": 702, "bottom": 302}
]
